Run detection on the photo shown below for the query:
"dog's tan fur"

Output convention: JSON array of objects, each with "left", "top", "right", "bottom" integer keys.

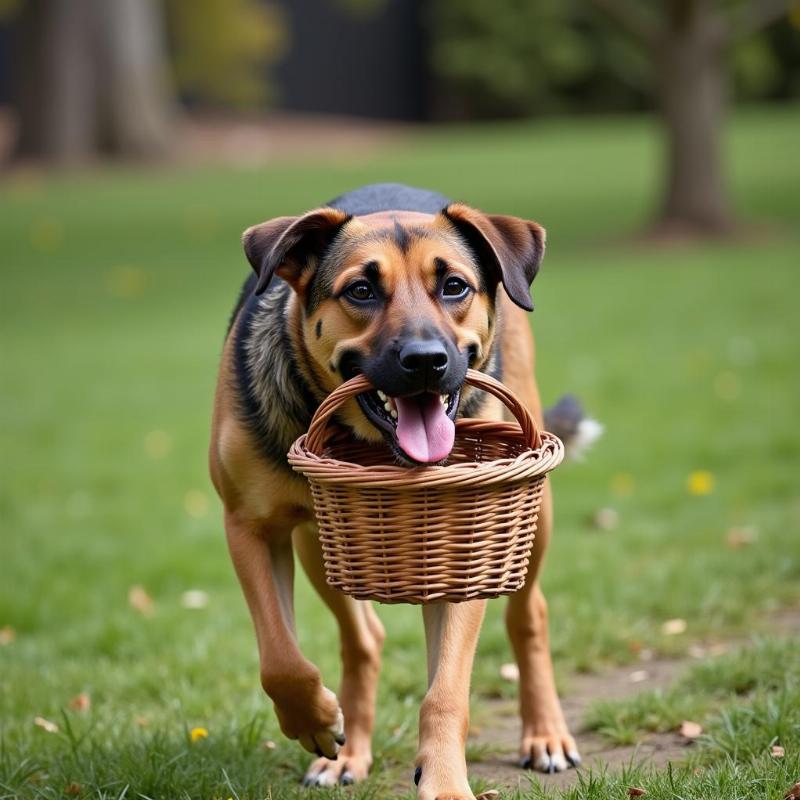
[{"left": 209, "top": 201, "right": 577, "bottom": 798}]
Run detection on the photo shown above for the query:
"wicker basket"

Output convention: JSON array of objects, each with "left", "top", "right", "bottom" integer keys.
[{"left": 287, "top": 369, "right": 564, "bottom": 604}]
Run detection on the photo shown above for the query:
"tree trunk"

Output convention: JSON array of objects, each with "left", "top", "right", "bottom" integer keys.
[
  {"left": 653, "top": 8, "right": 733, "bottom": 235},
  {"left": 14, "top": 0, "right": 175, "bottom": 163}
]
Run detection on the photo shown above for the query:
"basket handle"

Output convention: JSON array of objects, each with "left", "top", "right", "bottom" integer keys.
[{"left": 304, "top": 368, "right": 542, "bottom": 456}]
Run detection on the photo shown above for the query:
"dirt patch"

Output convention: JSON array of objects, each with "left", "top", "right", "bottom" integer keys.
[
  {"left": 467, "top": 658, "right": 688, "bottom": 793},
  {"left": 466, "top": 608, "right": 800, "bottom": 794}
]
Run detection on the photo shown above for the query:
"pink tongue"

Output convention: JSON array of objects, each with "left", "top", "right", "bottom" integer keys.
[{"left": 394, "top": 394, "right": 455, "bottom": 463}]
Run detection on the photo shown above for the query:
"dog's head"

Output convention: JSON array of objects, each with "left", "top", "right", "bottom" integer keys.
[{"left": 243, "top": 204, "right": 545, "bottom": 464}]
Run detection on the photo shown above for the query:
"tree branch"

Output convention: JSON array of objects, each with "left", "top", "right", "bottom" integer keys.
[
  {"left": 725, "top": 0, "right": 789, "bottom": 42},
  {"left": 587, "top": 0, "right": 659, "bottom": 44}
]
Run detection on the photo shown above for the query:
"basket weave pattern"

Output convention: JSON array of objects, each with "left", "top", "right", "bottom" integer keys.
[{"left": 288, "top": 370, "right": 564, "bottom": 604}]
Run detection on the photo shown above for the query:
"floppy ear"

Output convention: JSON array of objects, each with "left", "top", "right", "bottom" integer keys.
[
  {"left": 242, "top": 207, "right": 351, "bottom": 295},
  {"left": 441, "top": 204, "right": 546, "bottom": 312}
]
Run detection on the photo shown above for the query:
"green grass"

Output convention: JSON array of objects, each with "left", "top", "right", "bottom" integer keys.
[
  {"left": 564, "top": 637, "right": 800, "bottom": 799},
  {"left": 586, "top": 637, "right": 800, "bottom": 746},
  {"left": 1, "top": 106, "right": 799, "bottom": 799}
]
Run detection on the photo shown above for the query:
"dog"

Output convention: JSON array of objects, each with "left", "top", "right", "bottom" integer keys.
[{"left": 209, "top": 183, "right": 598, "bottom": 798}]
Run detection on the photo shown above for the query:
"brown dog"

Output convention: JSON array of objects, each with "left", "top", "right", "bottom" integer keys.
[{"left": 209, "top": 183, "right": 590, "bottom": 798}]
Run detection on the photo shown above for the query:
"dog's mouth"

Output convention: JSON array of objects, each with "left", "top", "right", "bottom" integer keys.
[{"left": 356, "top": 388, "right": 461, "bottom": 465}]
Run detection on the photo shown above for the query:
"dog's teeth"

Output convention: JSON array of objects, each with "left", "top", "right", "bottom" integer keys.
[
  {"left": 441, "top": 394, "right": 448, "bottom": 405},
  {"left": 377, "top": 390, "right": 387, "bottom": 401},
  {"left": 390, "top": 409, "right": 397, "bottom": 419},
  {"left": 383, "top": 401, "right": 392, "bottom": 412}
]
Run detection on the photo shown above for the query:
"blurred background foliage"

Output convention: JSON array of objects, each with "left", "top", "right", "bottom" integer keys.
[
  {"left": 429, "top": 0, "right": 800, "bottom": 119},
  {"left": 165, "top": 0, "right": 286, "bottom": 109},
  {"left": 0, "top": 0, "right": 796, "bottom": 232}
]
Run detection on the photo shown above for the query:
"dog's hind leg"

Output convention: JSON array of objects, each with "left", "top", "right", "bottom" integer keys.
[
  {"left": 224, "top": 510, "right": 346, "bottom": 760},
  {"left": 293, "top": 522, "right": 385, "bottom": 787},
  {"left": 415, "top": 600, "right": 486, "bottom": 800},
  {"left": 504, "top": 481, "right": 580, "bottom": 773}
]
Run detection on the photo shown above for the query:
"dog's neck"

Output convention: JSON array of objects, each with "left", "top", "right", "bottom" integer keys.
[{"left": 234, "top": 281, "right": 319, "bottom": 466}]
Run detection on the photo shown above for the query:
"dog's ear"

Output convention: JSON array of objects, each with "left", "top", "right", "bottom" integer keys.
[
  {"left": 243, "top": 208, "right": 351, "bottom": 295},
  {"left": 441, "top": 204, "right": 546, "bottom": 312}
]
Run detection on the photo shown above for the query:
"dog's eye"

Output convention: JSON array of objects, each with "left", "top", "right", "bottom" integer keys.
[
  {"left": 442, "top": 277, "right": 470, "bottom": 298},
  {"left": 345, "top": 281, "right": 375, "bottom": 302}
]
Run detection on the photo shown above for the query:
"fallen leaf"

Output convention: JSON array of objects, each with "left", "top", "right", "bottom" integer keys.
[
  {"left": 661, "top": 618, "right": 687, "bottom": 636},
  {"left": 476, "top": 792, "right": 500, "bottom": 800},
  {"left": 181, "top": 589, "right": 209, "bottom": 610},
  {"left": 106, "top": 265, "right": 146, "bottom": 298},
  {"left": 184, "top": 489, "right": 209, "bottom": 519},
  {"left": 688, "top": 644, "right": 706, "bottom": 659},
  {"left": 629, "top": 670, "right": 649, "bottom": 683},
  {"left": 679, "top": 720, "right": 703, "bottom": 739},
  {"left": 65, "top": 782, "right": 82, "bottom": 795},
  {"left": 726, "top": 527, "right": 756, "bottom": 548},
  {"left": 628, "top": 789, "right": 647, "bottom": 798},
  {"left": 261, "top": 739, "right": 276, "bottom": 751},
  {"left": 591, "top": 507, "right": 619, "bottom": 531},
  {"left": 69, "top": 692, "right": 90, "bottom": 712},
  {"left": 128, "top": 585, "right": 154, "bottom": 616},
  {"left": 500, "top": 663, "right": 519, "bottom": 682},
  {"left": 190, "top": 726, "right": 209, "bottom": 742},
  {"left": 611, "top": 472, "right": 635, "bottom": 496},
  {"left": 33, "top": 716, "right": 59, "bottom": 734},
  {"left": 772, "top": 745, "right": 785, "bottom": 758},
  {"left": 0, "top": 625, "right": 15, "bottom": 645},
  {"left": 134, "top": 716, "right": 149, "bottom": 727},
  {"left": 785, "top": 781, "right": 800, "bottom": 800},
  {"left": 144, "top": 429, "right": 173, "bottom": 459}
]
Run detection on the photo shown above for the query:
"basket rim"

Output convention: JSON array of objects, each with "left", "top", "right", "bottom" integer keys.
[{"left": 288, "top": 423, "right": 564, "bottom": 488}]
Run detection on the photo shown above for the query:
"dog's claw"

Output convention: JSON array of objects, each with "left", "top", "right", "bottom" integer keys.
[
  {"left": 414, "top": 766, "right": 422, "bottom": 785},
  {"left": 340, "top": 771, "right": 354, "bottom": 785},
  {"left": 521, "top": 734, "right": 580, "bottom": 774}
]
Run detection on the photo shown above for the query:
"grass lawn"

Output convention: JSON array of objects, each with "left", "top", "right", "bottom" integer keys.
[{"left": 1, "top": 105, "right": 799, "bottom": 799}]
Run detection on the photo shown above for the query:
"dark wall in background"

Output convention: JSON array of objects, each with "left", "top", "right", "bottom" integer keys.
[
  {"left": 272, "top": 0, "right": 428, "bottom": 120},
  {"left": 0, "top": 24, "right": 13, "bottom": 104}
]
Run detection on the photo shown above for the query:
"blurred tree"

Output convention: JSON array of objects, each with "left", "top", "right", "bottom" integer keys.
[
  {"left": 588, "top": 0, "right": 790, "bottom": 236},
  {"left": 430, "top": 0, "right": 594, "bottom": 118},
  {"left": 7, "top": 0, "right": 284, "bottom": 163},
  {"left": 166, "top": 0, "right": 286, "bottom": 109},
  {"left": 14, "top": 0, "right": 176, "bottom": 162}
]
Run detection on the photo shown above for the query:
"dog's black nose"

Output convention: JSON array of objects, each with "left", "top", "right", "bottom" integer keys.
[{"left": 398, "top": 340, "right": 448, "bottom": 381}]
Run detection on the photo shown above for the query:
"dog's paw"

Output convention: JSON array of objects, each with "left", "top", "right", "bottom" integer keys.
[
  {"left": 302, "top": 750, "right": 371, "bottom": 787},
  {"left": 519, "top": 731, "right": 581, "bottom": 773},
  {"left": 414, "top": 763, "right": 475, "bottom": 800},
  {"left": 275, "top": 686, "right": 345, "bottom": 760}
]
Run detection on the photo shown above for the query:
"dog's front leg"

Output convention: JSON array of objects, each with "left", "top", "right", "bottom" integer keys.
[
  {"left": 415, "top": 600, "right": 486, "bottom": 800},
  {"left": 225, "top": 510, "right": 344, "bottom": 759}
]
